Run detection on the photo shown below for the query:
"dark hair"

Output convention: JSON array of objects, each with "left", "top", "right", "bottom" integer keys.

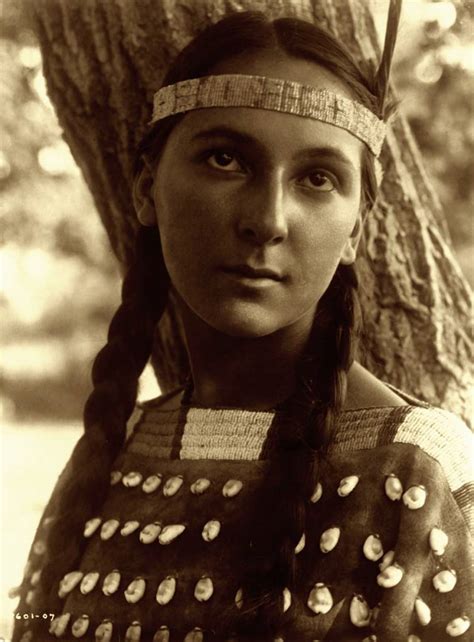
[{"left": 19, "top": 8, "right": 399, "bottom": 638}]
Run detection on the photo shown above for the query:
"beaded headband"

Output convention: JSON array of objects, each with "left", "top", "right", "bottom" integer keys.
[{"left": 151, "top": 74, "right": 386, "bottom": 157}]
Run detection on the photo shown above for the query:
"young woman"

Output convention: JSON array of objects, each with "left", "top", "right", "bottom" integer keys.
[{"left": 13, "top": 6, "right": 472, "bottom": 642}]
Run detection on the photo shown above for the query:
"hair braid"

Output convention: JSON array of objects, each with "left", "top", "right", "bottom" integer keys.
[
  {"left": 234, "top": 264, "right": 360, "bottom": 636},
  {"left": 23, "top": 226, "right": 169, "bottom": 622}
]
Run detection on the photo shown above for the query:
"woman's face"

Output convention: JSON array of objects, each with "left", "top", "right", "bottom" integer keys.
[{"left": 146, "top": 52, "right": 364, "bottom": 338}]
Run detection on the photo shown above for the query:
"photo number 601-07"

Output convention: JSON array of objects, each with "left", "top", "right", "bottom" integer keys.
[{"left": 14, "top": 612, "right": 55, "bottom": 621}]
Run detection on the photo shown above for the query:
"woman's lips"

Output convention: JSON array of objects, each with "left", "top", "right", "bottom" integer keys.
[{"left": 221, "top": 264, "right": 284, "bottom": 281}]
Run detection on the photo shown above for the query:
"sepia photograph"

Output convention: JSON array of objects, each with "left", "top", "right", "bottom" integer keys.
[{"left": 1, "top": 0, "right": 472, "bottom": 640}]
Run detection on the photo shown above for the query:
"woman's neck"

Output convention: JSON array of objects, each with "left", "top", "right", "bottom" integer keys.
[{"left": 179, "top": 304, "right": 314, "bottom": 410}]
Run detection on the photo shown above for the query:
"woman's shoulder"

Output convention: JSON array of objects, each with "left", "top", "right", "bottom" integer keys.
[
  {"left": 344, "top": 362, "right": 469, "bottom": 433},
  {"left": 337, "top": 364, "right": 472, "bottom": 526},
  {"left": 341, "top": 361, "right": 471, "bottom": 456},
  {"left": 344, "top": 361, "right": 409, "bottom": 410}
]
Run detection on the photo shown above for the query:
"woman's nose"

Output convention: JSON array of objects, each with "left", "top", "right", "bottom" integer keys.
[{"left": 236, "top": 177, "right": 289, "bottom": 246}]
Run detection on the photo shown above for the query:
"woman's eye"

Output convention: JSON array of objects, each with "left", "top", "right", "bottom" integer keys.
[
  {"left": 301, "top": 171, "right": 336, "bottom": 192},
  {"left": 206, "top": 151, "right": 243, "bottom": 172}
]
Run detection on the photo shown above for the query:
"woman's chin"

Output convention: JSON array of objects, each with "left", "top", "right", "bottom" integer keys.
[
  {"left": 198, "top": 303, "right": 286, "bottom": 339},
  {"left": 208, "top": 315, "right": 281, "bottom": 339}
]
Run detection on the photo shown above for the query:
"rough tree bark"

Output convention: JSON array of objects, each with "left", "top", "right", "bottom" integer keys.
[{"left": 25, "top": 0, "right": 472, "bottom": 423}]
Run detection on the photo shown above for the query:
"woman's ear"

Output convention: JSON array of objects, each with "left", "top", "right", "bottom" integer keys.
[
  {"left": 340, "top": 215, "right": 363, "bottom": 265},
  {"left": 133, "top": 160, "right": 157, "bottom": 227}
]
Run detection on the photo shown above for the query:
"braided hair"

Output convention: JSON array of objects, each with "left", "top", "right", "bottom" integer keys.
[
  {"left": 16, "top": 5, "right": 401, "bottom": 638},
  {"left": 24, "top": 226, "right": 169, "bottom": 624}
]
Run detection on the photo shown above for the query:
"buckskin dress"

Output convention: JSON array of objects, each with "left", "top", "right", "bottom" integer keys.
[{"left": 12, "top": 387, "right": 473, "bottom": 642}]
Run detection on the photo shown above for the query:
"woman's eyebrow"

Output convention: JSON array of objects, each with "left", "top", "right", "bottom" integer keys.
[
  {"left": 190, "top": 126, "right": 256, "bottom": 146},
  {"left": 293, "top": 147, "right": 357, "bottom": 171}
]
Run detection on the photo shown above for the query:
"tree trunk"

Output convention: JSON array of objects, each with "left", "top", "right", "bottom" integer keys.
[{"left": 25, "top": 0, "right": 472, "bottom": 423}]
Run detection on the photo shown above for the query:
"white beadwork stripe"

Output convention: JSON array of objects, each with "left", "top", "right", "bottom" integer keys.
[
  {"left": 151, "top": 74, "right": 386, "bottom": 156},
  {"left": 125, "top": 400, "right": 472, "bottom": 497},
  {"left": 453, "top": 483, "right": 474, "bottom": 532},
  {"left": 394, "top": 407, "right": 473, "bottom": 494},
  {"left": 179, "top": 407, "right": 275, "bottom": 460}
]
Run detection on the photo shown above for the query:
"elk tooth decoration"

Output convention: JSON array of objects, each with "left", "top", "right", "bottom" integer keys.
[
  {"left": 121, "top": 520, "right": 140, "bottom": 537},
  {"left": 153, "top": 626, "right": 170, "bottom": 642},
  {"left": 102, "top": 569, "right": 121, "bottom": 596},
  {"left": 191, "top": 478, "right": 211, "bottom": 495},
  {"left": 25, "top": 589, "right": 34, "bottom": 605},
  {"left": 48, "top": 617, "right": 57, "bottom": 636},
  {"left": 402, "top": 485, "right": 427, "bottom": 510},
  {"left": 363, "top": 534, "right": 384, "bottom": 561},
  {"left": 125, "top": 621, "right": 142, "bottom": 642},
  {"left": 223, "top": 479, "right": 243, "bottom": 497},
  {"left": 159, "top": 523, "right": 186, "bottom": 544},
  {"left": 377, "top": 563, "right": 404, "bottom": 588},
  {"left": 30, "top": 569, "right": 41, "bottom": 586},
  {"left": 156, "top": 575, "right": 177, "bottom": 605},
  {"left": 202, "top": 519, "right": 221, "bottom": 542},
  {"left": 184, "top": 628, "right": 204, "bottom": 642},
  {"left": 139, "top": 521, "right": 163, "bottom": 544},
  {"left": 83, "top": 517, "right": 101, "bottom": 538},
  {"left": 110, "top": 470, "right": 122, "bottom": 485},
  {"left": 235, "top": 587, "right": 244, "bottom": 609},
  {"left": 283, "top": 587, "right": 292, "bottom": 612},
  {"left": 49, "top": 612, "right": 71, "bottom": 636},
  {"left": 384, "top": 474, "right": 403, "bottom": 501},
  {"left": 163, "top": 474, "right": 184, "bottom": 497},
  {"left": 310, "top": 481, "right": 323, "bottom": 503},
  {"left": 124, "top": 577, "right": 146, "bottom": 604},
  {"left": 194, "top": 575, "right": 214, "bottom": 602},
  {"left": 361, "top": 637, "right": 377, "bottom": 642},
  {"left": 142, "top": 474, "right": 163, "bottom": 494},
  {"left": 407, "top": 636, "right": 421, "bottom": 642},
  {"left": 446, "top": 616, "right": 471, "bottom": 637},
  {"left": 80, "top": 571, "right": 99, "bottom": 595},
  {"left": 33, "top": 540, "right": 46, "bottom": 555},
  {"left": 337, "top": 475, "right": 359, "bottom": 497},
  {"left": 349, "top": 594, "right": 371, "bottom": 627},
  {"left": 307, "top": 582, "right": 333, "bottom": 614},
  {"left": 71, "top": 614, "right": 90, "bottom": 638},
  {"left": 414, "top": 596, "right": 431, "bottom": 626},
  {"left": 320, "top": 527, "right": 341, "bottom": 553},
  {"left": 122, "top": 471, "right": 143, "bottom": 488},
  {"left": 295, "top": 532, "right": 306, "bottom": 554},
  {"left": 100, "top": 519, "right": 120, "bottom": 541},
  {"left": 433, "top": 569, "right": 457, "bottom": 593},
  {"left": 19, "top": 632, "right": 33, "bottom": 642},
  {"left": 429, "top": 527, "right": 449, "bottom": 556},
  {"left": 95, "top": 619, "right": 113, "bottom": 642},
  {"left": 58, "top": 571, "right": 83, "bottom": 598},
  {"left": 379, "top": 550, "right": 395, "bottom": 572}
]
